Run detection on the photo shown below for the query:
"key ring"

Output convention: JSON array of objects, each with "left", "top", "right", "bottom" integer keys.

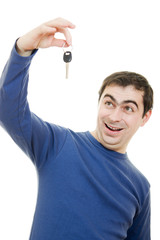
[{"left": 62, "top": 43, "right": 73, "bottom": 53}]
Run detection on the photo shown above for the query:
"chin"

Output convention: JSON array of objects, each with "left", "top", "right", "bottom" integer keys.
[{"left": 101, "top": 135, "right": 126, "bottom": 153}]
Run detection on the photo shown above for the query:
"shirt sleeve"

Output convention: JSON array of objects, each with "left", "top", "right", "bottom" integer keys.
[
  {"left": 0, "top": 42, "right": 67, "bottom": 169},
  {"left": 126, "top": 190, "right": 151, "bottom": 240}
]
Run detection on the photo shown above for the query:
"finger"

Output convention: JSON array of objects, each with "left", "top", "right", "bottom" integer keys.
[
  {"left": 37, "top": 25, "right": 57, "bottom": 36},
  {"left": 58, "top": 27, "right": 72, "bottom": 46},
  {"left": 46, "top": 17, "right": 76, "bottom": 30}
]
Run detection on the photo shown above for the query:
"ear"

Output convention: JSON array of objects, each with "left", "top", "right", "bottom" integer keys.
[{"left": 141, "top": 109, "right": 152, "bottom": 127}]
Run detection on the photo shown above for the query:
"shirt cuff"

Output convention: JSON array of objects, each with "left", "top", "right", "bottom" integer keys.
[{"left": 10, "top": 40, "right": 38, "bottom": 64}]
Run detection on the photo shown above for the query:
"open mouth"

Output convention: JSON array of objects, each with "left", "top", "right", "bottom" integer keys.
[{"left": 105, "top": 123, "right": 123, "bottom": 132}]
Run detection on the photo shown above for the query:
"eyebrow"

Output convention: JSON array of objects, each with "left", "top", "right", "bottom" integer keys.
[{"left": 103, "top": 94, "right": 139, "bottom": 109}]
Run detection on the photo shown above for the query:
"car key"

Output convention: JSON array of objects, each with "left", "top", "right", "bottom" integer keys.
[{"left": 63, "top": 51, "right": 72, "bottom": 79}]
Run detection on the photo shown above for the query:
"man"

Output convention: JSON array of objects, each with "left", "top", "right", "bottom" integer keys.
[{"left": 0, "top": 18, "right": 153, "bottom": 240}]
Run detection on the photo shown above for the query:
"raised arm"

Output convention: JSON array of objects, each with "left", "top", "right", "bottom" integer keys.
[{"left": 0, "top": 18, "right": 75, "bottom": 168}]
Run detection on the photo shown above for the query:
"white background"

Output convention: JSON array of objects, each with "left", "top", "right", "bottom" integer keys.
[{"left": 0, "top": 0, "right": 159, "bottom": 239}]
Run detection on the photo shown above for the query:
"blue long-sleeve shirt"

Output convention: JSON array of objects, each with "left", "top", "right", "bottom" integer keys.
[{"left": 0, "top": 44, "right": 151, "bottom": 240}]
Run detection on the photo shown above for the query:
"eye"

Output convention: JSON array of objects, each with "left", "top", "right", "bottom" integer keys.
[
  {"left": 125, "top": 106, "right": 134, "bottom": 112},
  {"left": 105, "top": 101, "right": 114, "bottom": 107}
]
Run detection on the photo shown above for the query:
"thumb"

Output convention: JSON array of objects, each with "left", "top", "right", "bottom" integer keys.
[{"left": 51, "top": 39, "right": 70, "bottom": 48}]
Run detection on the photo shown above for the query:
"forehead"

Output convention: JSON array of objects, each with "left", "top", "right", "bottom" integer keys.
[{"left": 101, "top": 85, "right": 144, "bottom": 105}]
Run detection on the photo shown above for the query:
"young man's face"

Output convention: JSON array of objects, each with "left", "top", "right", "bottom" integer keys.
[{"left": 92, "top": 85, "right": 152, "bottom": 153}]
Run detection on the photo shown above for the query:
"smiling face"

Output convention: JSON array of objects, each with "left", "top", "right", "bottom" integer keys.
[{"left": 92, "top": 85, "right": 152, "bottom": 153}]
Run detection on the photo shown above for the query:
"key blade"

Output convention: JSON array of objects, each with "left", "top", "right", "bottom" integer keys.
[{"left": 66, "top": 62, "right": 69, "bottom": 79}]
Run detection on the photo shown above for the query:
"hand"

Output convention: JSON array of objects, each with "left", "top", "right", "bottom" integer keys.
[{"left": 16, "top": 18, "right": 76, "bottom": 56}]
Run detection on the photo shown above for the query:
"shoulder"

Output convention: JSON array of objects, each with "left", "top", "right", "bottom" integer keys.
[
  {"left": 126, "top": 158, "right": 150, "bottom": 207},
  {"left": 127, "top": 159, "right": 150, "bottom": 187},
  {"left": 47, "top": 124, "right": 89, "bottom": 149}
]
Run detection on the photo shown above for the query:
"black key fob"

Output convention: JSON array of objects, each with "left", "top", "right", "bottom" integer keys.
[{"left": 63, "top": 51, "right": 72, "bottom": 63}]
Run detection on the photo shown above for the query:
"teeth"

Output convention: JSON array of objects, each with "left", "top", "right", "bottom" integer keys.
[
  {"left": 105, "top": 124, "right": 122, "bottom": 131},
  {"left": 109, "top": 126, "right": 119, "bottom": 130}
]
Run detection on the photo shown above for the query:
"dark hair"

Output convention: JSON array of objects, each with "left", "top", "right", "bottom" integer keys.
[{"left": 99, "top": 71, "right": 153, "bottom": 117}]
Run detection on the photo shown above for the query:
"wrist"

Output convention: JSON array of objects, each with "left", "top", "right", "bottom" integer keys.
[{"left": 16, "top": 39, "right": 33, "bottom": 57}]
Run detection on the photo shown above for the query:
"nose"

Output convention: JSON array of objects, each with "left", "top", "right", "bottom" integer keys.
[{"left": 109, "top": 107, "right": 123, "bottom": 122}]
